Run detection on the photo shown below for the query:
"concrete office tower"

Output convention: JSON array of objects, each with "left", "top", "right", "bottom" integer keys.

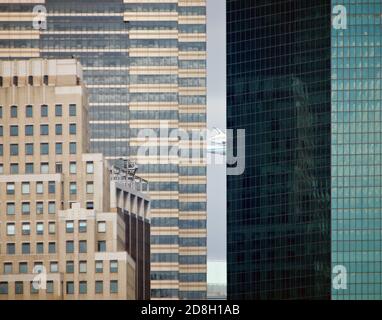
[
  {"left": 110, "top": 162, "right": 151, "bottom": 300},
  {"left": 0, "top": 59, "right": 150, "bottom": 300},
  {"left": 0, "top": 0, "right": 207, "bottom": 300},
  {"left": 228, "top": 0, "right": 382, "bottom": 300}
]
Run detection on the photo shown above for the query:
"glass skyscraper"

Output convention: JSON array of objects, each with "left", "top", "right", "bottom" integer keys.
[
  {"left": 228, "top": 0, "right": 382, "bottom": 300},
  {"left": 1, "top": 0, "right": 207, "bottom": 300},
  {"left": 331, "top": 0, "right": 382, "bottom": 300}
]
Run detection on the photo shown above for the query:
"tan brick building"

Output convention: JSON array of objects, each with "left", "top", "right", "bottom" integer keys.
[{"left": 0, "top": 59, "right": 149, "bottom": 300}]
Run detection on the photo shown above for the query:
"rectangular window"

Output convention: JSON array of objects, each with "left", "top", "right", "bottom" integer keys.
[
  {"left": 30, "top": 282, "right": 38, "bottom": 295},
  {"left": 86, "top": 162, "right": 94, "bottom": 174},
  {"left": 48, "top": 242, "right": 56, "bottom": 254},
  {"left": 0, "top": 106, "right": 2, "bottom": 118},
  {"left": 6, "top": 223, "right": 15, "bottom": 236},
  {"left": 66, "top": 221, "right": 74, "bottom": 233},
  {"left": 55, "top": 143, "right": 62, "bottom": 155},
  {"left": 70, "top": 182, "right": 77, "bottom": 195},
  {"left": 86, "top": 202, "right": 94, "bottom": 210},
  {"left": 55, "top": 162, "right": 62, "bottom": 173},
  {"left": 79, "top": 281, "right": 87, "bottom": 294},
  {"left": 41, "top": 105, "right": 48, "bottom": 117},
  {"left": 40, "top": 163, "right": 49, "bottom": 174},
  {"left": 19, "top": 262, "right": 28, "bottom": 274},
  {"left": 98, "top": 221, "right": 106, "bottom": 233},
  {"left": 69, "top": 123, "right": 76, "bottom": 135},
  {"left": 3, "top": 263, "right": 12, "bottom": 274},
  {"left": 28, "top": 76, "right": 33, "bottom": 86},
  {"left": 36, "top": 222, "right": 44, "bottom": 235},
  {"left": 34, "top": 263, "right": 43, "bottom": 273},
  {"left": 15, "top": 282, "right": 23, "bottom": 295},
  {"left": 95, "top": 261, "right": 103, "bottom": 273},
  {"left": 7, "top": 203, "right": 15, "bottom": 215},
  {"left": 69, "top": 142, "right": 76, "bottom": 154},
  {"left": 48, "top": 181, "right": 55, "bottom": 194},
  {"left": 66, "top": 241, "right": 74, "bottom": 253},
  {"left": 79, "top": 240, "right": 87, "bottom": 253},
  {"left": 21, "top": 243, "right": 29, "bottom": 254},
  {"left": 10, "top": 163, "right": 19, "bottom": 174},
  {"left": 6, "top": 183, "right": 15, "bottom": 195},
  {"left": 47, "top": 281, "right": 54, "bottom": 294},
  {"left": 0, "top": 144, "right": 3, "bottom": 156},
  {"left": 14, "top": 263, "right": 25, "bottom": 274},
  {"left": 40, "top": 143, "right": 49, "bottom": 155},
  {"left": 95, "top": 281, "right": 103, "bottom": 294},
  {"left": 86, "top": 182, "right": 94, "bottom": 194},
  {"left": 69, "top": 104, "right": 76, "bottom": 116},
  {"left": 25, "top": 163, "right": 34, "bottom": 174},
  {"left": 22, "top": 222, "right": 30, "bottom": 235},
  {"left": 48, "top": 202, "right": 56, "bottom": 214},
  {"left": 13, "top": 76, "right": 18, "bottom": 86},
  {"left": 110, "top": 281, "right": 118, "bottom": 294},
  {"left": 36, "top": 242, "right": 44, "bottom": 254},
  {"left": 50, "top": 262, "right": 58, "bottom": 273},
  {"left": 66, "top": 261, "right": 74, "bottom": 273},
  {"left": 0, "top": 164, "right": 3, "bottom": 174},
  {"left": 25, "top": 143, "right": 33, "bottom": 155},
  {"left": 55, "top": 104, "right": 62, "bottom": 117},
  {"left": 36, "top": 181, "right": 43, "bottom": 194},
  {"left": 7, "top": 243, "right": 16, "bottom": 254},
  {"left": 69, "top": 162, "right": 76, "bottom": 174},
  {"left": 110, "top": 261, "right": 118, "bottom": 273},
  {"left": 36, "top": 202, "right": 43, "bottom": 214},
  {"left": 40, "top": 124, "right": 49, "bottom": 135},
  {"left": 22, "top": 202, "right": 30, "bottom": 215},
  {"left": 0, "top": 126, "right": 2, "bottom": 136},
  {"left": 10, "top": 144, "right": 18, "bottom": 156},
  {"left": 79, "top": 221, "right": 87, "bottom": 233},
  {"left": 0, "top": 282, "right": 8, "bottom": 295},
  {"left": 97, "top": 241, "right": 106, "bottom": 252},
  {"left": 26, "top": 105, "right": 33, "bottom": 117},
  {"left": 79, "top": 261, "right": 87, "bottom": 273},
  {"left": 11, "top": 105, "right": 17, "bottom": 118},
  {"left": 10, "top": 125, "right": 18, "bottom": 136},
  {"left": 21, "top": 182, "right": 30, "bottom": 194},
  {"left": 48, "top": 222, "right": 56, "bottom": 234},
  {"left": 66, "top": 282, "right": 74, "bottom": 294},
  {"left": 55, "top": 124, "right": 62, "bottom": 135},
  {"left": 43, "top": 75, "right": 48, "bottom": 85}
]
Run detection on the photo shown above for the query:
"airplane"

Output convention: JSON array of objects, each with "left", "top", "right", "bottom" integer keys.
[{"left": 207, "top": 127, "right": 226, "bottom": 155}]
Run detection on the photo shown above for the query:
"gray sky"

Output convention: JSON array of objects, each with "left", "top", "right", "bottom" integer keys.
[
  {"left": 207, "top": 0, "right": 226, "bottom": 130},
  {"left": 207, "top": 0, "right": 226, "bottom": 273}
]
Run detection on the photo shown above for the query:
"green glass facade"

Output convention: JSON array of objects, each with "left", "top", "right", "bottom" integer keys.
[
  {"left": 331, "top": 0, "right": 382, "bottom": 300},
  {"left": 228, "top": 0, "right": 382, "bottom": 300},
  {"left": 227, "top": 0, "right": 332, "bottom": 299}
]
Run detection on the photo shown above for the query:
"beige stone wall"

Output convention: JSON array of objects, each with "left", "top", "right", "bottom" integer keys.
[{"left": 0, "top": 59, "right": 136, "bottom": 300}]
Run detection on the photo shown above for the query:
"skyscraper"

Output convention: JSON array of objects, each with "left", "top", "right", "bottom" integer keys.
[
  {"left": 1, "top": 0, "right": 207, "bottom": 299},
  {"left": 331, "top": 0, "right": 382, "bottom": 300},
  {"left": 227, "top": 0, "right": 382, "bottom": 300}
]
